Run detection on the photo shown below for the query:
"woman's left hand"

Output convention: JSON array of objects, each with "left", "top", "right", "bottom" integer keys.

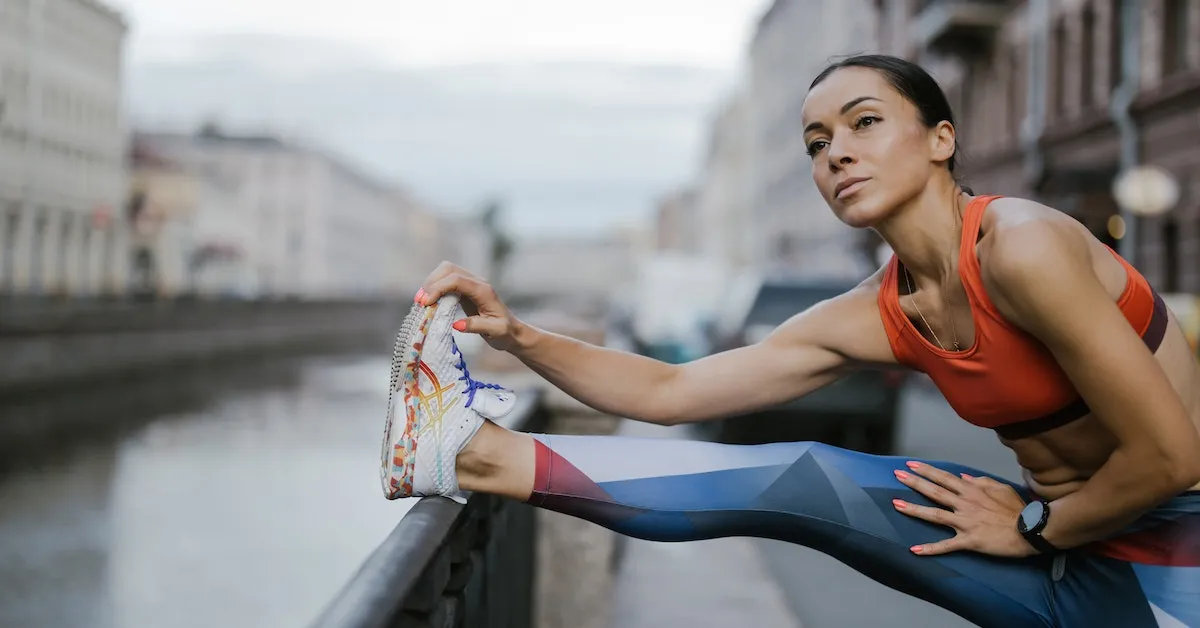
[{"left": 892, "top": 461, "right": 1037, "bottom": 558}]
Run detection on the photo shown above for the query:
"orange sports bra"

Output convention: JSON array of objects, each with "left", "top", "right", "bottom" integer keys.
[{"left": 878, "top": 195, "right": 1170, "bottom": 440}]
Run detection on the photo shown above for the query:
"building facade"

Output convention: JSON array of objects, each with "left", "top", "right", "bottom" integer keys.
[
  {"left": 695, "top": 90, "right": 755, "bottom": 271},
  {"left": 0, "top": 0, "right": 129, "bottom": 296},
  {"left": 654, "top": 187, "right": 700, "bottom": 253},
  {"left": 139, "top": 127, "right": 417, "bottom": 300},
  {"left": 126, "top": 138, "right": 255, "bottom": 298},
  {"left": 746, "top": 0, "right": 880, "bottom": 280},
  {"left": 875, "top": 0, "right": 1200, "bottom": 292},
  {"left": 503, "top": 235, "right": 638, "bottom": 308}
]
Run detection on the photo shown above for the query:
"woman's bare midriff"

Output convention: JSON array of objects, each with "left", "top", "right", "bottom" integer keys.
[{"left": 1002, "top": 316, "right": 1200, "bottom": 501}]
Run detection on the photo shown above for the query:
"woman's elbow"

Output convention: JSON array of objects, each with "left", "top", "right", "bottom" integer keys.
[
  {"left": 650, "top": 398, "right": 692, "bottom": 426},
  {"left": 1167, "top": 452, "right": 1200, "bottom": 492},
  {"left": 1143, "top": 441, "right": 1200, "bottom": 494}
]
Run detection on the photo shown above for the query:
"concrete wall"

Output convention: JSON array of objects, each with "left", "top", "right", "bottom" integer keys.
[{"left": 0, "top": 298, "right": 405, "bottom": 394}]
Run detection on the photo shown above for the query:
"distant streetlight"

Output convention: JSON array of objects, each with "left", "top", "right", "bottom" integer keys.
[
  {"left": 1111, "top": 165, "right": 1180, "bottom": 263},
  {"left": 1113, "top": 165, "right": 1180, "bottom": 217},
  {"left": 1107, "top": 214, "right": 1127, "bottom": 240}
]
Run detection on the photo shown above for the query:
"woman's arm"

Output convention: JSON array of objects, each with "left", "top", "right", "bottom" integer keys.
[
  {"left": 510, "top": 283, "right": 893, "bottom": 425},
  {"left": 418, "top": 261, "right": 896, "bottom": 427},
  {"left": 983, "top": 215, "right": 1200, "bottom": 549}
]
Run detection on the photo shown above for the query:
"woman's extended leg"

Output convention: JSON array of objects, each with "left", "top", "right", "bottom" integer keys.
[{"left": 457, "top": 422, "right": 1055, "bottom": 628}]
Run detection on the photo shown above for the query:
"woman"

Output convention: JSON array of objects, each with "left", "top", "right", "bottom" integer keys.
[{"left": 388, "top": 55, "right": 1200, "bottom": 628}]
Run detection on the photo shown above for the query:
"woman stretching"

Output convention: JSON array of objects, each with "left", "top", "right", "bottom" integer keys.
[{"left": 381, "top": 55, "right": 1200, "bottom": 628}]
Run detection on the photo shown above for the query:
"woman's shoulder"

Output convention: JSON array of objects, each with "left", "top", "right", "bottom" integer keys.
[
  {"left": 979, "top": 195, "right": 1075, "bottom": 230},
  {"left": 974, "top": 195, "right": 1101, "bottom": 310},
  {"left": 977, "top": 195, "right": 1092, "bottom": 259}
]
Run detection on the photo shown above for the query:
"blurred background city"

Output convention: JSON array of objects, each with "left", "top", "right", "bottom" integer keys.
[{"left": 1, "top": 0, "right": 1199, "bottom": 627}]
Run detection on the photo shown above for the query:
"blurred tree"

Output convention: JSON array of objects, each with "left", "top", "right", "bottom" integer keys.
[{"left": 480, "top": 199, "right": 513, "bottom": 289}]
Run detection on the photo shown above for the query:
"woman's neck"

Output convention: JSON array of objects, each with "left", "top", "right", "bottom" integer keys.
[{"left": 876, "top": 182, "right": 970, "bottom": 285}]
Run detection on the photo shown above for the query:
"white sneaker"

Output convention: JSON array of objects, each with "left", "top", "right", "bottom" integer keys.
[{"left": 380, "top": 294, "right": 517, "bottom": 501}]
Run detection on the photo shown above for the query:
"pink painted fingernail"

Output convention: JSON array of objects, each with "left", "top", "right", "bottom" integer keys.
[
  {"left": 452, "top": 320, "right": 467, "bottom": 332},
  {"left": 892, "top": 499, "right": 907, "bottom": 510},
  {"left": 894, "top": 470, "right": 910, "bottom": 480},
  {"left": 414, "top": 288, "right": 425, "bottom": 304},
  {"left": 961, "top": 473, "right": 974, "bottom": 480},
  {"left": 911, "top": 545, "right": 924, "bottom": 554},
  {"left": 906, "top": 461, "right": 922, "bottom": 470}
]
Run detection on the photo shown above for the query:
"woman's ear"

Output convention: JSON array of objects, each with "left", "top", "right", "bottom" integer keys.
[{"left": 930, "top": 120, "right": 956, "bottom": 165}]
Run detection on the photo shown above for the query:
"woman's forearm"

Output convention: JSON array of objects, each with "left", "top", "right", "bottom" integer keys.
[
  {"left": 508, "top": 320, "right": 681, "bottom": 424},
  {"left": 1040, "top": 445, "right": 1200, "bottom": 549}
]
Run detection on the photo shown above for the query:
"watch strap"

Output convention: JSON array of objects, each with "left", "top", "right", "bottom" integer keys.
[{"left": 1023, "top": 528, "right": 1058, "bottom": 555}]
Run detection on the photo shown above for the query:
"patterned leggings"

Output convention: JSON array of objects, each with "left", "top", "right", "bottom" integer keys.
[{"left": 525, "top": 435, "right": 1200, "bottom": 628}]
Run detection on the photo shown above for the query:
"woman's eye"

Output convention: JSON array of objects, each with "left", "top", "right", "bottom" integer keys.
[
  {"left": 855, "top": 115, "right": 881, "bottom": 129},
  {"left": 806, "top": 140, "right": 828, "bottom": 156}
]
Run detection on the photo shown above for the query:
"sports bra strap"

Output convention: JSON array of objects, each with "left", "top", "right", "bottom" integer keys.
[{"left": 957, "top": 195, "right": 1005, "bottom": 318}]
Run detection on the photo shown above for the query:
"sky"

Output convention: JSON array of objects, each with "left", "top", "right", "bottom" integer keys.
[{"left": 109, "top": 0, "right": 773, "bottom": 236}]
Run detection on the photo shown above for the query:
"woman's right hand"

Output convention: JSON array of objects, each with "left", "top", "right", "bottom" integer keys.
[{"left": 416, "top": 262, "right": 524, "bottom": 352}]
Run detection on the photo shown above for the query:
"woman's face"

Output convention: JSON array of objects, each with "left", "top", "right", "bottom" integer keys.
[{"left": 801, "top": 66, "right": 954, "bottom": 228}]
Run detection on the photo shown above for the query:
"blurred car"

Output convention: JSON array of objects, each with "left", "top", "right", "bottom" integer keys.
[{"left": 697, "top": 277, "right": 905, "bottom": 454}]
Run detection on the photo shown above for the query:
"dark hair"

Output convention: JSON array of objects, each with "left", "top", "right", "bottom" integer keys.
[{"left": 810, "top": 54, "right": 966, "bottom": 178}]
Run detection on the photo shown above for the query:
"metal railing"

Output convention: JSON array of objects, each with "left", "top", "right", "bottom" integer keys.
[{"left": 312, "top": 391, "right": 549, "bottom": 628}]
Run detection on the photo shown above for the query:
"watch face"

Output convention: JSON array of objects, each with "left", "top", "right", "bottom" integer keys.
[{"left": 1020, "top": 501, "right": 1046, "bottom": 532}]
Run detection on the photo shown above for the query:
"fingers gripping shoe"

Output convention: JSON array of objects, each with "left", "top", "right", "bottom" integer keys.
[{"left": 380, "top": 294, "right": 517, "bottom": 502}]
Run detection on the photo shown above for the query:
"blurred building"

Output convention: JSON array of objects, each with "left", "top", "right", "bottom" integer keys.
[
  {"left": 0, "top": 0, "right": 130, "bottom": 296},
  {"left": 875, "top": 0, "right": 1200, "bottom": 292},
  {"left": 431, "top": 210, "right": 494, "bottom": 289},
  {"left": 126, "top": 138, "right": 254, "bottom": 298},
  {"left": 654, "top": 187, "right": 700, "bottom": 252},
  {"left": 137, "top": 126, "right": 414, "bottom": 300},
  {"left": 746, "top": 0, "right": 879, "bottom": 280},
  {"left": 695, "top": 90, "right": 755, "bottom": 271},
  {"left": 503, "top": 235, "right": 638, "bottom": 306},
  {"left": 397, "top": 198, "right": 447, "bottom": 293}
]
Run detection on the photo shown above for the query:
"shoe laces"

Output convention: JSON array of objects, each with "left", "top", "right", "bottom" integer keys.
[{"left": 450, "top": 340, "right": 502, "bottom": 408}]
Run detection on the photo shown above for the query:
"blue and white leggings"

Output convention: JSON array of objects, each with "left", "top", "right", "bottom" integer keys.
[{"left": 525, "top": 435, "right": 1200, "bottom": 628}]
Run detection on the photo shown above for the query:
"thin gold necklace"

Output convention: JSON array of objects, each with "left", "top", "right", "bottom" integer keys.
[
  {"left": 902, "top": 198, "right": 964, "bottom": 352},
  {"left": 903, "top": 266, "right": 961, "bottom": 351}
]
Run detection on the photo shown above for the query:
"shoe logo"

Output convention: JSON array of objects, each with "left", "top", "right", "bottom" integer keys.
[
  {"left": 405, "top": 359, "right": 463, "bottom": 489},
  {"left": 413, "top": 360, "right": 461, "bottom": 437}
]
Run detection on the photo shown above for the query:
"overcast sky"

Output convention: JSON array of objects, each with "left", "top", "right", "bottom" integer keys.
[{"left": 109, "top": 0, "right": 772, "bottom": 236}]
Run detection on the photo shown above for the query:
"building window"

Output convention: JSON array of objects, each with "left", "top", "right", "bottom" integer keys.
[
  {"left": 1081, "top": 3, "right": 1096, "bottom": 108},
  {"left": 1, "top": 209, "right": 17, "bottom": 293},
  {"left": 960, "top": 70, "right": 975, "bottom": 144},
  {"left": 29, "top": 211, "right": 47, "bottom": 294},
  {"left": 1052, "top": 19, "right": 1068, "bottom": 117},
  {"left": 1009, "top": 48, "right": 1024, "bottom": 138},
  {"left": 79, "top": 222, "right": 92, "bottom": 294},
  {"left": 775, "top": 233, "right": 795, "bottom": 259},
  {"left": 1163, "top": 219, "right": 1179, "bottom": 292},
  {"left": 101, "top": 228, "right": 116, "bottom": 294},
  {"left": 1109, "top": 0, "right": 1125, "bottom": 91},
  {"left": 876, "top": 5, "right": 891, "bottom": 53},
  {"left": 59, "top": 219, "right": 72, "bottom": 292},
  {"left": 1163, "top": 0, "right": 1191, "bottom": 76}
]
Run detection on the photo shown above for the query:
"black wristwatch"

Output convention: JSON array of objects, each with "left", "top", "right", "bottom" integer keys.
[{"left": 1017, "top": 499, "right": 1059, "bottom": 554}]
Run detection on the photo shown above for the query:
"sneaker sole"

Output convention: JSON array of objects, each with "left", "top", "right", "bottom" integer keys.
[{"left": 380, "top": 302, "right": 438, "bottom": 499}]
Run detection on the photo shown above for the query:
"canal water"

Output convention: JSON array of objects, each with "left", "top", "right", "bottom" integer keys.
[{"left": 0, "top": 353, "right": 415, "bottom": 628}]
